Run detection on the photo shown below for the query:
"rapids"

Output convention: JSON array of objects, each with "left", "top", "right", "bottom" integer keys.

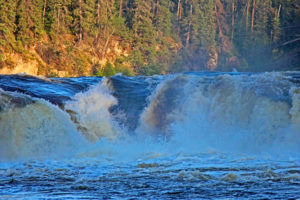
[{"left": 0, "top": 72, "right": 299, "bottom": 199}]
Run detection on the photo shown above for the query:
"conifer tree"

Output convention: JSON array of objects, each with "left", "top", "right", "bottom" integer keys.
[
  {"left": 82, "top": 0, "right": 97, "bottom": 38},
  {"left": 15, "top": 0, "right": 33, "bottom": 46},
  {"left": 180, "top": 0, "right": 216, "bottom": 70},
  {"left": 0, "top": 0, "right": 17, "bottom": 49},
  {"left": 15, "top": 0, "right": 44, "bottom": 46},
  {"left": 44, "top": 0, "right": 72, "bottom": 38},
  {"left": 0, "top": 0, "right": 299, "bottom": 74},
  {"left": 154, "top": 0, "right": 172, "bottom": 37},
  {"left": 130, "top": 0, "right": 158, "bottom": 74}
]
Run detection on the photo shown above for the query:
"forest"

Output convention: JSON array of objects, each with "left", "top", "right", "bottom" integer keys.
[{"left": 0, "top": 0, "right": 299, "bottom": 76}]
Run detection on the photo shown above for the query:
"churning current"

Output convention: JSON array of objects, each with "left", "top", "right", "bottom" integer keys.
[{"left": 0, "top": 72, "right": 300, "bottom": 199}]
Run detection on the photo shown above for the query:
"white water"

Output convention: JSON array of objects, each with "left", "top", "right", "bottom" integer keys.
[
  {"left": 0, "top": 91, "right": 84, "bottom": 160},
  {"left": 1, "top": 73, "right": 300, "bottom": 160},
  {"left": 138, "top": 73, "right": 300, "bottom": 156},
  {"left": 0, "top": 72, "right": 300, "bottom": 199},
  {"left": 64, "top": 78, "right": 122, "bottom": 142}
]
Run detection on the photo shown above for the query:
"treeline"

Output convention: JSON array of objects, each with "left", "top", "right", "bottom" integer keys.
[{"left": 0, "top": 0, "right": 299, "bottom": 76}]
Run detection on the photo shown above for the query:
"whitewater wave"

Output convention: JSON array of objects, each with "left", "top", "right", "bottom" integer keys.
[
  {"left": 0, "top": 72, "right": 299, "bottom": 160},
  {"left": 64, "top": 78, "right": 122, "bottom": 142},
  {"left": 0, "top": 90, "right": 85, "bottom": 160},
  {"left": 138, "top": 73, "right": 300, "bottom": 155}
]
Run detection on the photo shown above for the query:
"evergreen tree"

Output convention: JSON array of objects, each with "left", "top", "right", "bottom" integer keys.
[
  {"left": 179, "top": 0, "right": 217, "bottom": 70},
  {"left": 44, "top": 0, "right": 72, "bottom": 39},
  {"left": 130, "top": 0, "right": 158, "bottom": 74},
  {"left": 15, "top": 0, "right": 44, "bottom": 46},
  {"left": 82, "top": 0, "right": 97, "bottom": 38},
  {"left": 154, "top": 0, "right": 172, "bottom": 37},
  {"left": 0, "top": 0, "right": 17, "bottom": 49},
  {"left": 1, "top": 0, "right": 300, "bottom": 74}
]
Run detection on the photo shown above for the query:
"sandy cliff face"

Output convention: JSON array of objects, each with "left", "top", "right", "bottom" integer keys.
[
  {"left": 0, "top": 53, "right": 39, "bottom": 76},
  {"left": 0, "top": 39, "right": 131, "bottom": 77}
]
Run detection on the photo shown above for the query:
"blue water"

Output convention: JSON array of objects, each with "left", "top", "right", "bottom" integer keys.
[{"left": 0, "top": 72, "right": 300, "bottom": 199}]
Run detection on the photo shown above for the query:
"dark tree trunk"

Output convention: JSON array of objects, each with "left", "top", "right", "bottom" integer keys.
[
  {"left": 251, "top": 0, "right": 255, "bottom": 32},
  {"left": 79, "top": 0, "right": 83, "bottom": 41},
  {"left": 231, "top": 0, "right": 235, "bottom": 40},
  {"left": 246, "top": 0, "right": 250, "bottom": 31},
  {"left": 43, "top": 0, "right": 47, "bottom": 23},
  {"left": 119, "top": 0, "right": 123, "bottom": 17}
]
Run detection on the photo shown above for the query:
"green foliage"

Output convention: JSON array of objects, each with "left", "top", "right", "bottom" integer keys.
[
  {"left": 4, "top": 57, "right": 16, "bottom": 69},
  {"left": 44, "top": 0, "right": 72, "bottom": 38},
  {"left": 114, "top": 57, "right": 135, "bottom": 76},
  {"left": 0, "top": 51, "right": 4, "bottom": 68},
  {"left": 103, "top": 62, "right": 116, "bottom": 77},
  {"left": 0, "top": 52, "right": 3, "bottom": 61},
  {"left": 15, "top": 0, "right": 44, "bottom": 46},
  {"left": 117, "top": 66, "right": 134, "bottom": 76},
  {"left": 97, "top": 62, "right": 116, "bottom": 77},
  {"left": 0, "top": 0, "right": 17, "bottom": 50},
  {"left": 154, "top": 0, "right": 172, "bottom": 37},
  {"left": 0, "top": 0, "right": 299, "bottom": 75},
  {"left": 138, "top": 65, "right": 160, "bottom": 76},
  {"left": 82, "top": 0, "right": 97, "bottom": 38}
]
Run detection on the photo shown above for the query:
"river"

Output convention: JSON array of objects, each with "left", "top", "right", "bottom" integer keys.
[{"left": 0, "top": 72, "right": 299, "bottom": 199}]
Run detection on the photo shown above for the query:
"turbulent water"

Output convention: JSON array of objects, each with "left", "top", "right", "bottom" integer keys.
[{"left": 0, "top": 72, "right": 300, "bottom": 199}]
